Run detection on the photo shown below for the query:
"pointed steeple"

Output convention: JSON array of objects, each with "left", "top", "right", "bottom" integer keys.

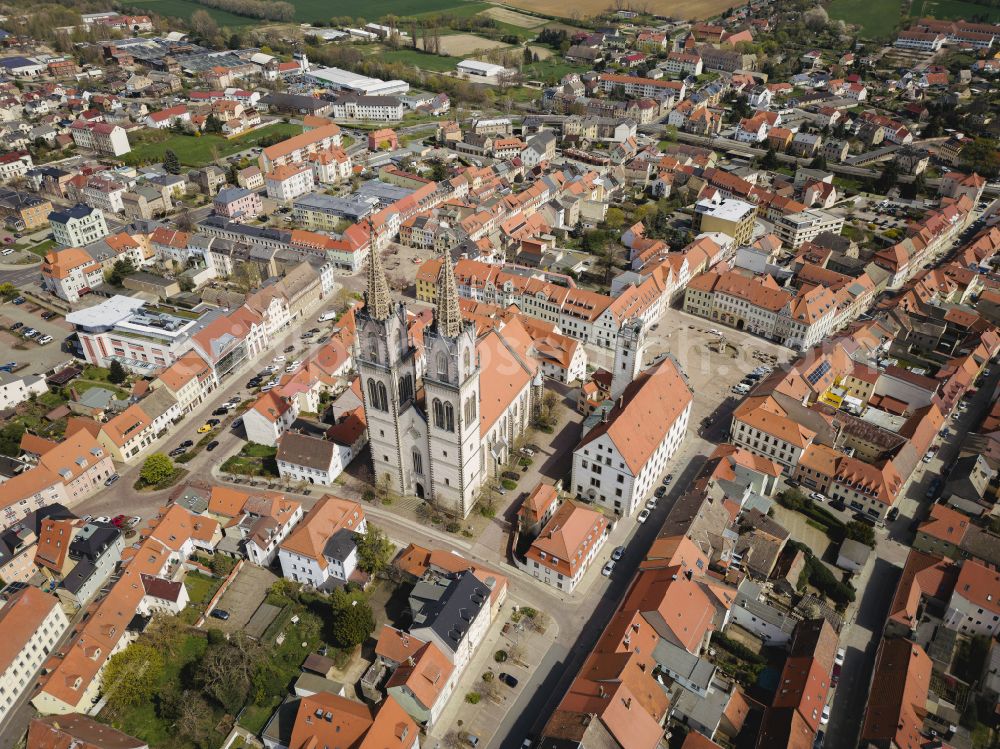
[
  {"left": 435, "top": 249, "right": 462, "bottom": 338},
  {"left": 364, "top": 224, "right": 391, "bottom": 322}
]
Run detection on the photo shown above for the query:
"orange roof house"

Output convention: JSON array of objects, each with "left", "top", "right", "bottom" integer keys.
[{"left": 525, "top": 500, "right": 610, "bottom": 592}]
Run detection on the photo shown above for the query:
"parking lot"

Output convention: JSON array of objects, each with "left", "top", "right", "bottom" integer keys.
[
  {"left": 0, "top": 299, "right": 74, "bottom": 373},
  {"left": 206, "top": 563, "right": 277, "bottom": 632}
]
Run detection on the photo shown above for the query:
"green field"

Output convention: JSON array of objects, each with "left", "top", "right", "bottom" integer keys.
[
  {"left": 910, "top": 0, "right": 1000, "bottom": 21},
  {"left": 135, "top": 0, "right": 491, "bottom": 24},
  {"left": 124, "top": 123, "right": 302, "bottom": 168},
  {"left": 378, "top": 47, "right": 460, "bottom": 71},
  {"left": 828, "top": 0, "right": 903, "bottom": 37},
  {"left": 125, "top": 0, "right": 256, "bottom": 26}
]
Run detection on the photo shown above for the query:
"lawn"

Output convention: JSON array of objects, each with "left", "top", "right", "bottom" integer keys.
[
  {"left": 22, "top": 238, "right": 56, "bottom": 257},
  {"left": 123, "top": 123, "right": 302, "bottom": 168},
  {"left": 521, "top": 56, "right": 591, "bottom": 84},
  {"left": 124, "top": 0, "right": 256, "bottom": 26},
  {"left": 828, "top": 0, "right": 903, "bottom": 38},
  {"left": 185, "top": 571, "right": 224, "bottom": 606},
  {"left": 378, "top": 47, "right": 459, "bottom": 72},
  {"left": 910, "top": 0, "right": 1000, "bottom": 21},
  {"left": 221, "top": 443, "right": 279, "bottom": 477}
]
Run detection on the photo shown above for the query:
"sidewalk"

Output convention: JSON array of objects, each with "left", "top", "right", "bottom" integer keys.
[{"left": 426, "top": 594, "right": 561, "bottom": 747}]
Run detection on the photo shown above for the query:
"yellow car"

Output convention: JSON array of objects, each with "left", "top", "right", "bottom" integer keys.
[{"left": 197, "top": 424, "right": 213, "bottom": 434}]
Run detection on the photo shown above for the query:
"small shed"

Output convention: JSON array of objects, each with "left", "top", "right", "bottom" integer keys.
[{"left": 836, "top": 538, "right": 871, "bottom": 572}]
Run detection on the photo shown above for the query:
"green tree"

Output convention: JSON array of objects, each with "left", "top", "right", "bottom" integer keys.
[
  {"left": 164, "top": 149, "right": 181, "bottom": 175},
  {"left": 197, "top": 631, "right": 261, "bottom": 712},
  {"left": 960, "top": 137, "right": 1000, "bottom": 178},
  {"left": 108, "top": 359, "right": 128, "bottom": 385},
  {"left": 107, "top": 258, "right": 136, "bottom": 287},
  {"left": 356, "top": 524, "right": 394, "bottom": 577},
  {"left": 0, "top": 282, "right": 18, "bottom": 299},
  {"left": 844, "top": 520, "right": 875, "bottom": 548},
  {"left": 0, "top": 422, "right": 26, "bottom": 457},
  {"left": 330, "top": 591, "right": 375, "bottom": 648},
  {"left": 101, "top": 642, "right": 164, "bottom": 714},
  {"left": 761, "top": 147, "right": 779, "bottom": 169},
  {"left": 140, "top": 453, "right": 174, "bottom": 486},
  {"left": 603, "top": 207, "right": 626, "bottom": 232},
  {"left": 205, "top": 113, "right": 223, "bottom": 134}
]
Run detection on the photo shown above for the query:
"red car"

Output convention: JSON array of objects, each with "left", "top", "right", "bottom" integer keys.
[{"left": 112, "top": 515, "right": 127, "bottom": 527}]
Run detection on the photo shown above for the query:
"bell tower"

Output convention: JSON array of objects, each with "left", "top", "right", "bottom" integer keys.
[
  {"left": 354, "top": 242, "right": 418, "bottom": 496},
  {"left": 611, "top": 317, "right": 645, "bottom": 400},
  {"left": 423, "top": 250, "right": 483, "bottom": 516}
]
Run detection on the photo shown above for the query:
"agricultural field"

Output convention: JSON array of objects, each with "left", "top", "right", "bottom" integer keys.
[
  {"left": 283, "top": 0, "right": 483, "bottom": 23},
  {"left": 126, "top": 0, "right": 256, "bottom": 26},
  {"left": 129, "top": 0, "right": 489, "bottom": 25},
  {"left": 503, "top": 0, "right": 743, "bottom": 20},
  {"left": 828, "top": 0, "right": 905, "bottom": 37},
  {"left": 478, "top": 6, "right": 547, "bottom": 27},
  {"left": 910, "top": 0, "right": 1000, "bottom": 21},
  {"left": 417, "top": 31, "right": 512, "bottom": 55},
  {"left": 124, "top": 122, "right": 302, "bottom": 168}
]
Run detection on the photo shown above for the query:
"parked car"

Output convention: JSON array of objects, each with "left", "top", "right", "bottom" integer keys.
[
  {"left": 231, "top": 417, "right": 243, "bottom": 429},
  {"left": 206, "top": 418, "right": 221, "bottom": 426},
  {"left": 209, "top": 609, "right": 230, "bottom": 621},
  {"left": 809, "top": 492, "right": 826, "bottom": 503},
  {"left": 463, "top": 734, "right": 480, "bottom": 747},
  {"left": 12, "top": 296, "right": 25, "bottom": 304},
  {"left": 820, "top": 704, "right": 831, "bottom": 726},
  {"left": 637, "top": 509, "right": 651, "bottom": 523},
  {"left": 112, "top": 515, "right": 127, "bottom": 527},
  {"left": 498, "top": 672, "right": 519, "bottom": 688},
  {"left": 206, "top": 441, "right": 220, "bottom": 452},
  {"left": 179, "top": 440, "right": 194, "bottom": 449},
  {"left": 104, "top": 473, "right": 120, "bottom": 487},
  {"left": 887, "top": 507, "right": 900, "bottom": 521},
  {"left": 41, "top": 310, "right": 56, "bottom": 319},
  {"left": 273, "top": 355, "right": 286, "bottom": 363},
  {"left": 283, "top": 345, "right": 295, "bottom": 353},
  {"left": 654, "top": 485, "right": 667, "bottom": 499},
  {"left": 611, "top": 546, "right": 624, "bottom": 561},
  {"left": 212, "top": 407, "right": 229, "bottom": 416},
  {"left": 602, "top": 560, "right": 615, "bottom": 577},
  {"left": 9, "top": 321, "right": 22, "bottom": 330},
  {"left": 197, "top": 423, "right": 213, "bottom": 433},
  {"left": 520, "top": 447, "right": 535, "bottom": 457},
  {"left": 646, "top": 497, "right": 658, "bottom": 510},
  {"left": 663, "top": 473, "right": 673, "bottom": 485},
  {"left": 168, "top": 447, "right": 186, "bottom": 457},
  {"left": 37, "top": 335, "right": 52, "bottom": 345}
]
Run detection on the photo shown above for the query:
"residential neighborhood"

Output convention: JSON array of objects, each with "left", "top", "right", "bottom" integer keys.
[{"left": 0, "top": 0, "right": 999, "bottom": 748}]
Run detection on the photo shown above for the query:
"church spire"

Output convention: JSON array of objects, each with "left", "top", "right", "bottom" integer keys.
[
  {"left": 364, "top": 225, "right": 391, "bottom": 322},
  {"left": 435, "top": 249, "right": 462, "bottom": 338}
]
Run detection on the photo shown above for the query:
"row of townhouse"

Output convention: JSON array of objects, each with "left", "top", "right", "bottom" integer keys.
[
  {"left": 416, "top": 256, "right": 670, "bottom": 349},
  {"left": 258, "top": 123, "right": 343, "bottom": 172},
  {"left": 0, "top": 430, "right": 116, "bottom": 531},
  {"left": 42, "top": 230, "right": 147, "bottom": 302},
  {"left": 31, "top": 505, "right": 209, "bottom": 715},
  {"left": 874, "top": 194, "right": 975, "bottom": 288},
  {"left": 683, "top": 269, "right": 840, "bottom": 350}
]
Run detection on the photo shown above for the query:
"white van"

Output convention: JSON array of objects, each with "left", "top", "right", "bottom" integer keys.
[
  {"left": 732, "top": 383, "right": 750, "bottom": 394},
  {"left": 318, "top": 310, "right": 337, "bottom": 322}
]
